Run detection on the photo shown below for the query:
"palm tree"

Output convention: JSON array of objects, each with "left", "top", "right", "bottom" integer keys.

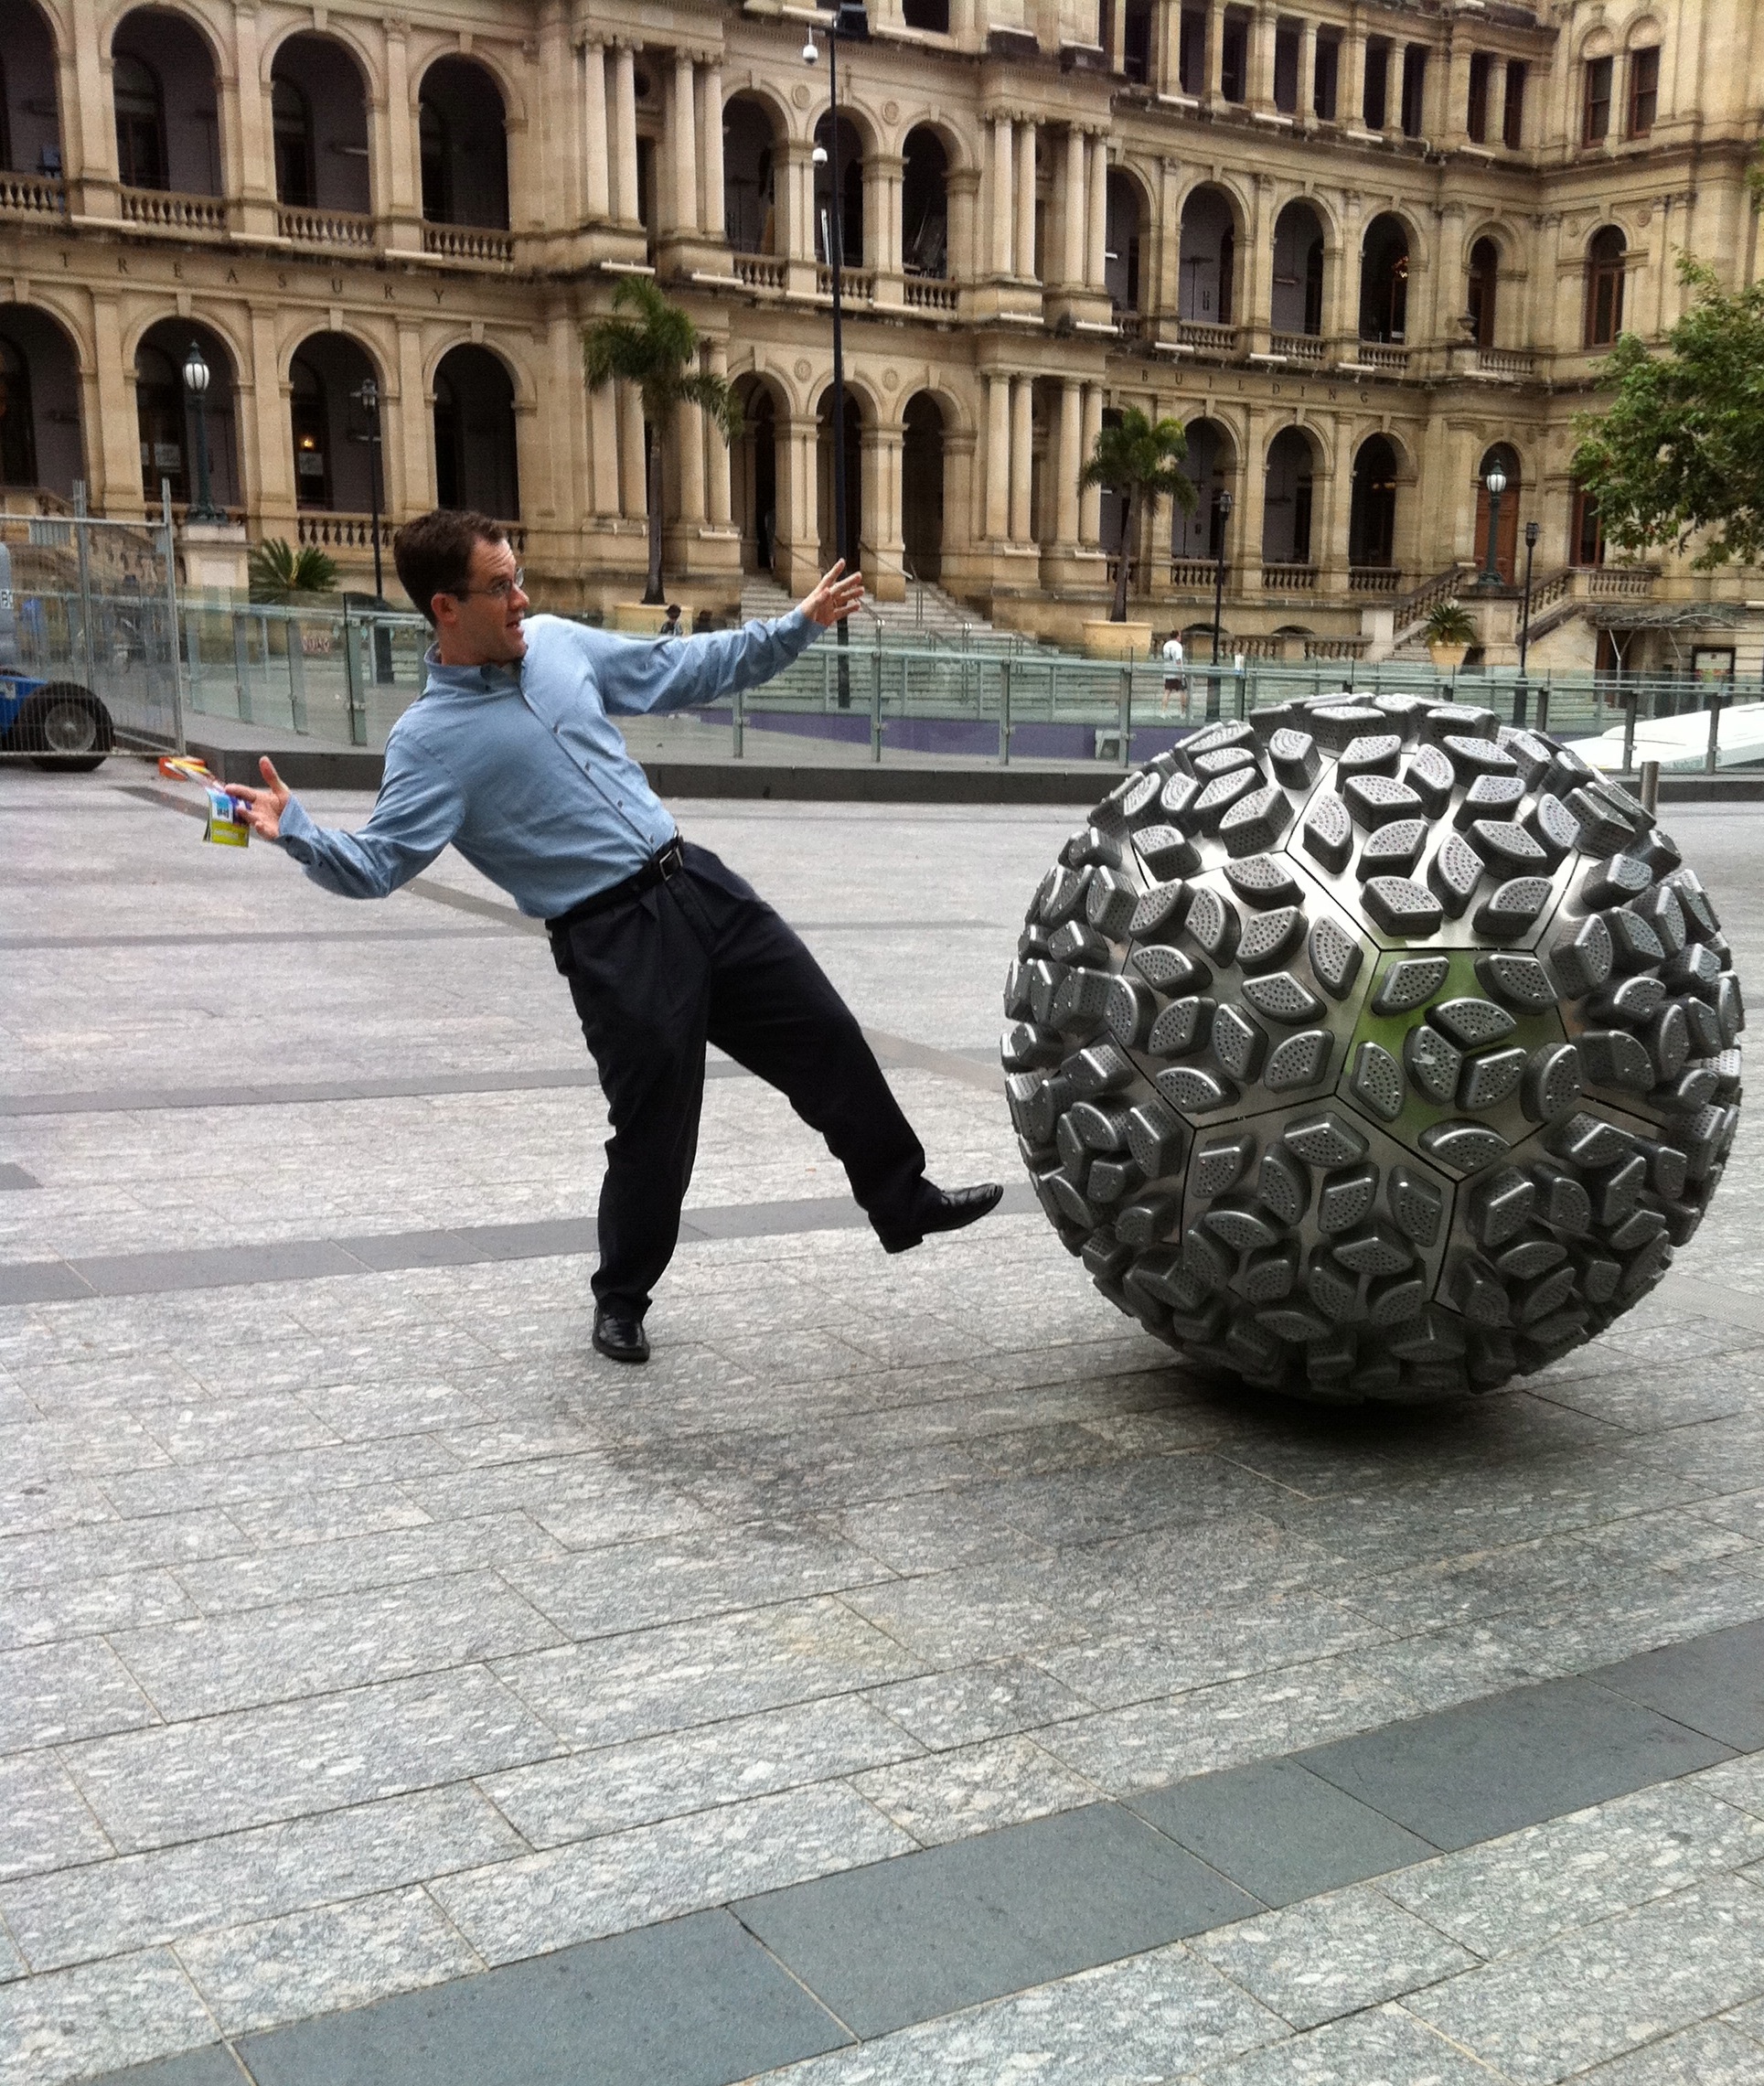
[
  {"left": 583, "top": 279, "right": 744, "bottom": 605},
  {"left": 247, "top": 538, "right": 337, "bottom": 604},
  {"left": 1081, "top": 409, "right": 1196, "bottom": 623}
]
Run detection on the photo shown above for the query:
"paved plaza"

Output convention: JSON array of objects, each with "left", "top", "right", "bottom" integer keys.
[{"left": 5, "top": 767, "right": 1764, "bottom": 2085}]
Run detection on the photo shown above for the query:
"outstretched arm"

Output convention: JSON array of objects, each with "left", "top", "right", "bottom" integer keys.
[
  {"left": 225, "top": 744, "right": 464, "bottom": 901},
  {"left": 592, "top": 562, "right": 866, "bottom": 717}
]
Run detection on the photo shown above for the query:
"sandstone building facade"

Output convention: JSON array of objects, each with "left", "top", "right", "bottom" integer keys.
[{"left": 0, "top": 0, "right": 1759, "bottom": 665}]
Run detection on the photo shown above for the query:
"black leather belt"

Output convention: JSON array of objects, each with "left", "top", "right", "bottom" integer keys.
[{"left": 546, "top": 838, "right": 685, "bottom": 935}]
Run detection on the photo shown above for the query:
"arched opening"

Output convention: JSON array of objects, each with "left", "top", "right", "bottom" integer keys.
[
  {"left": 1472, "top": 442, "right": 1521, "bottom": 583},
  {"left": 1467, "top": 237, "right": 1499, "bottom": 350},
  {"left": 112, "top": 11, "right": 219, "bottom": 195},
  {"left": 419, "top": 57, "right": 508, "bottom": 230},
  {"left": 433, "top": 343, "right": 518, "bottom": 517},
  {"left": 0, "top": 0, "right": 61, "bottom": 178},
  {"left": 1585, "top": 227, "right": 1626, "bottom": 348},
  {"left": 816, "top": 387, "right": 862, "bottom": 569},
  {"left": 902, "top": 127, "right": 949, "bottom": 279},
  {"left": 1359, "top": 214, "right": 1410, "bottom": 343},
  {"left": 813, "top": 111, "right": 864, "bottom": 267},
  {"left": 902, "top": 391, "right": 945, "bottom": 581},
  {"left": 1349, "top": 433, "right": 1399, "bottom": 571},
  {"left": 1270, "top": 201, "right": 1325, "bottom": 337},
  {"left": 134, "top": 317, "right": 239, "bottom": 508},
  {"left": 0, "top": 306, "right": 80, "bottom": 497},
  {"left": 1262, "top": 426, "right": 1317, "bottom": 566},
  {"left": 289, "top": 334, "right": 380, "bottom": 513},
  {"left": 722, "top": 94, "right": 780, "bottom": 255},
  {"left": 731, "top": 373, "right": 780, "bottom": 573},
  {"left": 271, "top": 35, "right": 370, "bottom": 215},
  {"left": 1105, "top": 169, "right": 1142, "bottom": 316},
  {"left": 1174, "top": 417, "right": 1234, "bottom": 561},
  {"left": 1178, "top": 187, "right": 1236, "bottom": 325}
]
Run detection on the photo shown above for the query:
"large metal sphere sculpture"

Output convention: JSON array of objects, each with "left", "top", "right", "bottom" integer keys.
[{"left": 1003, "top": 697, "right": 1744, "bottom": 1403}]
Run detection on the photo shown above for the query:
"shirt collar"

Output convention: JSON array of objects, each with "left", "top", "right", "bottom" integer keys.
[{"left": 422, "top": 642, "right": 523, "bottom": 699}]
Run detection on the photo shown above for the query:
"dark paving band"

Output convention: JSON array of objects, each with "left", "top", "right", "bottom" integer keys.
[
  {"left": 0, "top": 1182, "right": 1047, "bottom": 1305},
  {"left": 92, "top": 1615, "right": 1764, "bottom": 2086}
]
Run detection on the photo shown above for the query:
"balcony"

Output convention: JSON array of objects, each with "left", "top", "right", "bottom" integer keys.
[
  {"left": 278, "top": 205, "right": 377, "bottom": 251},
  {"left": 732, "top": 253, "right": 786, "bottom": 293},
  {"left": 122, "top": 187, "right": 228, "bottom": 234},
  {"left": 1352, "top": 341, "right": 1410, "bottom": 375},
  {"left": 296, "top": 512, "right": 394, "bottom": 554},
  {"left": 422, "top": 223, "right": 515, "bottom": 265},
  {"left": 817, "top": 264, "right": 875, "bottom": 304},
  {"left": 1268, "top": 332, "right": 1326, "bottom": 366},
  {"left": 1349, "top": 567, "right": 1403, "bottom": 594},
  {"left": 1171, "top": 320, "right": 1239, "bottom": 359},
  {"left": 0, "top": 172, "right": 66, "bottom": 220},
  {"left": 1262, "top": 562, "right": 1318, "bottom": 592},
  {"left": 903, "top": 274, "right": 958, "bottom": 314},
  {"left": 1475, "top": 347, "right": 1536, "bottom": 380},
  {"left": 1170, "top": 559, "right": 1221, "bottom": 589}
]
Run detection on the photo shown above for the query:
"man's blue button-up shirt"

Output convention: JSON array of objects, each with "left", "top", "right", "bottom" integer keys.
[{"left": 276, "top": 609, "right": 821, "bottom": 918}]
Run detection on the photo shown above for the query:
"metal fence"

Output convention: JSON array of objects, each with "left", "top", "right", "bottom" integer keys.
[
  {"left": 1, "top": 500, "right": 185, "bottom": 755},
  {"left": 6, "top": 578, "right": 1761, "bottom": 773}
]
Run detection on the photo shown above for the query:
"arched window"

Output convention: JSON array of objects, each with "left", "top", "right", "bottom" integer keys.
[
  {"left": 1349, "top": 435, "right": 1399, "bottom": 570},
  {"left": 0, "top": 52, "right": 12, "bottom": 173},
  {"left": 1359, "top": 215, "right": 1409, "bottom": 342},
  {"left": 290, "top": 353, "right": 328, "bottom": 508},
  {"left": 1271, "top": 201, "right": 1325, "bottom": 337},
  {"left": 902, "top": 391, "right": 945, "bottom": 580},
  {"left": 813, "top": 112, "right": 864, "bottom": 267},
  {"left": 901, "top": 128, "right": 948, "bottom": 278},
  {"left": 112, "top": 51, "right": 166, "bottom": 189},
  {"left": 0, "top": 333, "right": 37, "bottom": 487},
  {"left": 1628, "top": 46, "right": 1659, "bottom": 137},
  {"left": 723, "top": 97, "right": 780, "bottom": 257},
  {"left": 272, "top": 76, "right": 313, "bottom": 209},
  {"left": 1586, "top": 227, "right": 1626, "bottom": 348},
  {"left": 433, "top": 343, "right": 518, "bottom": 517},
  {"left": 1178, "top": 187, "right": 1235, "bottom": 326},
  {"left": 1262, "top": 427, "right": 1316, "bottom": 566},
  {"left": 1467, "top": 238, "right": 1499, "bottom": 349},
  {"left": 1105, "top": 170, "right": 1141, "bottom": 314},
  {"left": 1175, "top": 418, "right": 1234, "bottom": 561},
  {"left": 419, "top": 59, "right": 508, "bottom": 230}
]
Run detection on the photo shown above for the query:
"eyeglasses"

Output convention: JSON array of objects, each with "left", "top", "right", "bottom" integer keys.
[{"left": 450, "top": 568, "right": 525, "bottom": 602}]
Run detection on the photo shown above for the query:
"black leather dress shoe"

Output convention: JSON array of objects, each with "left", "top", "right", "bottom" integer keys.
[
  {"left": 878, "top": 1181, "right": 1004, "bottom": 1256},
  {"left": 592, "top": 1306, "right": 650, "bottom": 1364}
]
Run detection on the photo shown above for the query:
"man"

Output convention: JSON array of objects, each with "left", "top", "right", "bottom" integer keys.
[
  {"left": 225, "top": 510, "right": 1000, "bottom": 1364},
  {"left": 1160, "top": 629, "right": 1185, "bottom": 717},
  {"left": 659, "top": 604, "right": 684, "bottom": 638}
]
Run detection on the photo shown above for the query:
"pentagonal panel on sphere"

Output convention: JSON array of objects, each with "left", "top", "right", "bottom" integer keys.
[{"left": 1002, "top": 694, "right": 1744, "bottom": 1407}]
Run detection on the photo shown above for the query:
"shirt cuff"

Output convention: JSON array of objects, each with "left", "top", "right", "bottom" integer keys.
[{"left": 277, "top": 793, "right": 318, "bottom": 864}]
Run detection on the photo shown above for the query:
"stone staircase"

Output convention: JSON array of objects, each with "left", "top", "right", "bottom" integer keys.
[{"left": 737, "top": 572, "right": 1014, "bottom": 647}]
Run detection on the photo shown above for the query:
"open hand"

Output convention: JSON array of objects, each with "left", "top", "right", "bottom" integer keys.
[
  {"left": 798, "top": 561, "right": 866, "bottom": 627},
  {"left": 224, "top": 757, "right": 292, "bottom": 840}
]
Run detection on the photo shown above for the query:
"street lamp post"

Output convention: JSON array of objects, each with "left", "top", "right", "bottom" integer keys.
[
  {"left": 181, "top": 341, "right": 224, "bottom": 525},
  {"left": 1514, "top": 517, "right": 1540, "bottom": 727},
  {"left": 1208, "top": 487, "right": 1233, "bottom": 721},
  {"left": 1477, "top": 461, "right": 1508, "bottom": 591},
  {"left": 806, "top": 4, "right": 869, "bottom": 711},
  {"left": 352, "top": 376, "right": 394, "bottom": 683}
]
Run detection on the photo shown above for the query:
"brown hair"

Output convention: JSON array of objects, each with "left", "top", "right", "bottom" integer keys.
[{"left": 392, "top": 509, "right": 507, "bottom": 624}]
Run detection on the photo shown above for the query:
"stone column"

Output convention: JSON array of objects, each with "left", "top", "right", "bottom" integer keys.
[
  {"left": 1487, "top": 57, "right": 1509, "bottom": 148},
  {"left": 583, "top": 39, "right": 610, "bottom": 220},
  {"left": 1062, "top": 125, "right": 1087, "bottom": 287},
  {"left": 1079, "top": 383, "right": 1103, "bottom": 545},
  {"left": 870, "top": 425, "right": 904, "bottom": 598},
  {"left": 1086, "top": 135, "right": 1108, "bottom": 290},
  {"left": 1010, "top": 377, "right": 1033, "bottom": 544},
  {"left": 247, "top": 305, "right": 288, "bottom": 514},
  {"left": 63, "top": 0, "right": 118, "bottom": 216},
  {"left": 1245, "top": 173, "right": 1274, "bottom": 348},
  {"left": 1237, "top": 403, "right": 1268, "bottom": 580},
  {"left": 1015, "top": 120, "right": 1038, "bottom": 280},
  {"left": 1155, "top": 0, "right": 1181, "bottom": 94},
  {"left": 619, "top": 382, "right": 647, "bottom": 520},
  {"left": 90, "top": 294, "right": 135, "bottom": 510},
  {"left": 989, "top": 116, "right": 1014, "bottom": 277},
  {"left": 591, "top": 383, "right": 620, "bottom": 516},
  {"left": 397, "top": 320, "right": 433, "bottom": 513},
  {"left": 1055, "top": 378, "right": 1082, "bottom": 546},
  {"left": 706, "top": 341, "right": 732, "bottom": 528},
  {"left": 700, "top": 62, "right": 725, "bottom": 238},
  {"left": 985, "top": 372, "right": 1010, "bottom": 540},
  {"left": 1205, "top": 0, "right": 1224, "bottom": 98},
  {"left": 1445, "top": 35, "right": 1473, "bottom": 146},
  {"left": 1249, "top": 4, "right": 1278, "bottom": 112},
  {"left": 677, "top": 391, "right": 706, "bottom": 527},
  {"left": 1299, "top": 19, "right": 1318, "bottom": 120},
  {"left": 669, "top": 49, "right": 699, "bottom": 236},
  {"left": 382, "top": 20, "right": 419, "bottom": 247},
  {"left": 230, "top": 5, "right": 273, "bottom": 229},
  {"left": 784, "top": 141, "right": 817, "bottom": 263},
  {"left": 611, "top": 44, "right": 640, "bottom": 226},
  {"left": 778, "top": 417, "right": 821, "bottom": 595},
  {"left": 1341, "top": 14, "right": 1367, "bottom": 130}
]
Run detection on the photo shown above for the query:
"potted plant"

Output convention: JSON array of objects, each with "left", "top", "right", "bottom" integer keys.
[{"left": 1423, "top": 598, "right": 1477, "bottom": 671}]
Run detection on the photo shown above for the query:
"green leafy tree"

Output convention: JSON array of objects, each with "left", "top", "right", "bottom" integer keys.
[
  {"left": 1570, "top": 254, "right": 1764, "bottom": 570},
  {"left": 247, "top": 538, "right": 337, "bottom": 603},
  {"left": 1080, "top": 409, "right": 1196, "bottom": 622},
  {"left": 583, "top": 279, "right": 744, "bottom": 604}
]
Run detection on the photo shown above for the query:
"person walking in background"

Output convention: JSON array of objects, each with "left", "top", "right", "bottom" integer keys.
[
  {"left": 223, "top": 509, "right": 1001, "bottom": 1364},
  {"left": 659, "top": 603, "right": 684, "bottom": 638},
  {"left": 1160, "top": 628, "right": 1186, "bottom": 716}
]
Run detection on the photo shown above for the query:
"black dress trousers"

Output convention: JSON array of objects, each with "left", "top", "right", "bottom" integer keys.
[{"left": 551, "top": 841, "right": 928, "bottom": 1315}]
